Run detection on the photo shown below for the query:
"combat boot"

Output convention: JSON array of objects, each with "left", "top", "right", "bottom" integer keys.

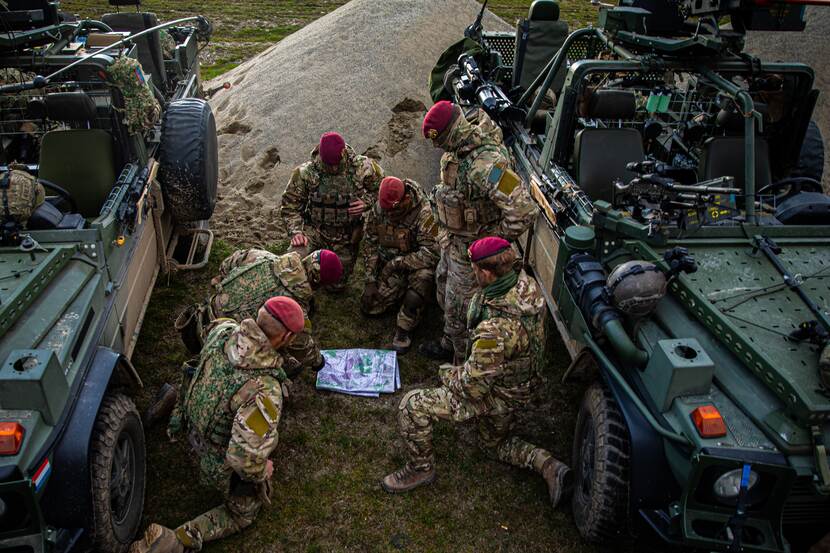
[
  {"left": 129, "top": 523, "right": 184, "bottom": 553},
  {"left": 143, "top": 384, "right": 177, "bottom": 429},
  {"left": 381, "top": 464, "right": 436, "bottom": 493},
  {"left": 540, "top": 458, "right": 573, "bottom": 508},
  {"left": 391, "top": 328, "right": 412, "bottom": 354},
  {"left": 417, "top": 338, "right": 453, "bottom": 361}
]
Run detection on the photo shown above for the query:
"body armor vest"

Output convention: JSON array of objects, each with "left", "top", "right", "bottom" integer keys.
[
  {"left": 376, "top": 223, "right": 413, "bottom": 253},
  {"left": 307, "top": 161, "right": 358, "bottom": 228},
  {"left": 183, "top": 323, "right": 281, "bottom": 448},
  {"left": 434, "top": 145, "right": 502, "bottom": 236}
]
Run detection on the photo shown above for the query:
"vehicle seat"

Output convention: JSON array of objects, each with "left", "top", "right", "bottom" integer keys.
[
  {"left": 513, "top": 0, "right": 569, "bottom": 94},
  {"left": 101, "top": 11, "right": 167, "bottom": 92},
  {"left": 38, "top": 129, "right": 117, "bottom": 218},
  {"left": 573, "top": 90, "right": 643, "bottom": 203},
  {"left": 699, "top": 136, "right": 771, "bottom": 193}
]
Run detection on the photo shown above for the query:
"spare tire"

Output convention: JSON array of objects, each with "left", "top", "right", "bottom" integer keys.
[{"left": 158, "top": 98, "right": 218, "bottom": 222}]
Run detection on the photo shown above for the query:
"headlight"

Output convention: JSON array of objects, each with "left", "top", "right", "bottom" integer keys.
[{"left": 713, "top": 468, "right": 759, "bottom": 504}]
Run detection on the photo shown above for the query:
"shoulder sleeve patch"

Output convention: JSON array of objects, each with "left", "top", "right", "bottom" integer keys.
[
  {"left": 473, "top": 338, "right": 499, "bottom": 351},
  {"left": 304, "top": 318, "right": 312, "bottom": 332},
  {"left": 494, "top": 164, "right": 521, "bottom": 195},
  {"left": 244, "top": 407, "right": 269, "bottom": 438}
]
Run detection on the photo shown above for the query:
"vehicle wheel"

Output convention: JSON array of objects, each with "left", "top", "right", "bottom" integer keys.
[
  {"left": 158, "top": 98, "right": 218, "bottom": 222},
  {"left": 89, "top": 393, "right": 146, "bottom": 553},
  {"left": 793, "top": 120, "right": 824, "bottom": 183},
  {"left": 571, "top": 381, "right": 631, "bottom": 543}
]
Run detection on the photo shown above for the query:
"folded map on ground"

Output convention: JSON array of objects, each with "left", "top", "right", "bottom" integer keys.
[{"left": 315, "top": 349, "right": 400, "bottom": 397}]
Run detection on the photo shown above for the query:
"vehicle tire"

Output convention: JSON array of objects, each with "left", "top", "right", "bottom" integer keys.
[
  {"left": 89, "top": 393, "right": 146, "bottom": 553},
  {"left": 571, "top": 381, "right": 631, "bottom": 543},
  {"left": 158, "top": 98, "right": 218, "bottom": 222},
  {"left": 793, "top": 120, "right": 824, "bottom": 183}
]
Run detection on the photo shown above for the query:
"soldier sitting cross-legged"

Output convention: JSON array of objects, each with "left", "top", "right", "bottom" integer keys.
[
  {"left": 360, "top": 176, "right": 440, "bottom": 353},
  {"left": 130, "top": 297, "right": 305, "bottom": 553},
  {"left": 382, "top": 237, "right": 572, "bottom": 507}
]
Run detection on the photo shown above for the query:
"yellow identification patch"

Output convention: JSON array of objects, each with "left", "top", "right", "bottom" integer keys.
[
  {"left": 474, "top": 338, "right": 498, "bottom": 351},
  {"left": 425, "top": 214, "right": 439, "bottom": 237},
  {"left": 304, "top": 318, "right": 312, "bottom": 331},
  {"left": 245, "top": 407, "right": 269, "bottom": 438},
  {"left": 261, "top": 394, "right": 279, "bottom": 420},
  {"left": 497, "top": 167, "right": 521, "bottom": 195}
]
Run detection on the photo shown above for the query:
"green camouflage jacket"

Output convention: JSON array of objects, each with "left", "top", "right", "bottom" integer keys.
[
  {"left": 280, "top": 144, "right": 384, "bottom": 235},
  {"left": 362, "top": 180, "right": 440, "bottom": 282},
  {"left": 433, "top": 109, "right": 538, "bottom": 244},
  {"left": 442, "top": 270, "right": 545, "bottom": 404},
  {"left": 169, "top": 319, "right": 285, "bottom": 487},
  {"left": 211, "top": 249, "right": 314, "bottom": 319}
]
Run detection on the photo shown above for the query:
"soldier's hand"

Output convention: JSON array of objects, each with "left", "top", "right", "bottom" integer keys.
[
  {"left": 347, "top": 199, "right": 366, "bottom": 217},
  {"left": 290, "top": 232, "right": 308, "bottom": 247},
  {"left": 265, "top": 459, "right": 274, "bottom": 480}
]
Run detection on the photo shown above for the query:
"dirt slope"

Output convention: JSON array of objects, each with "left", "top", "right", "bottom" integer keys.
[
  {"left": 207, "top": 0, "right": 509, "bottom": 242},
  {"left": 745, "top": 7, "right": 830, "bottom": 190}
]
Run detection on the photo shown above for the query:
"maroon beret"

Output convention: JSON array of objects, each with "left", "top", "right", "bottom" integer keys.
[
  {"left": 319, "top": 132, "right": 346, "bottom": 166},
  {"left": 468, "top": 236, "right": 511, "bottom": 263},
  {"left": 422, "top": 100, "right": 455, "bottom": 139},
  {"left": 378, "top": 177, "right": 406, "bottom": 210},
  {"left": 318, "top": 249, "right": 343, "bottom": 286},
  {"left": 264, "top": 296, "right": 305, "bottom": 334}
]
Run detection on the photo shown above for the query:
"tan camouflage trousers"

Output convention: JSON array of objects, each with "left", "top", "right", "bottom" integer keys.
[
  {"left": 288, "top": 225, "right": 362, "bottom": 291},
  {"left": 362, "top": 266, "right": 434, "bottom": 332},
  {"left": 174, "top": 493, "right": 262, "bottom": 551},
  {"left": 437, "top": 241, "right": 478, "bottom": 359},
  {"left": 398, "top": 386, "right": 553, "bottom": 473}
]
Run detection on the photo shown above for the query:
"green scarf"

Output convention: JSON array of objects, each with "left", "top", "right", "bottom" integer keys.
[
  {"left": 467, "top": 271, "right": 519, "bottom": 331},
  {"left": 483, "top": 271, "right": 519, "bottom": 299}
]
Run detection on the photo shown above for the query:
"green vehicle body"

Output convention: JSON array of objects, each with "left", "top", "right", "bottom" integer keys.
[
  {"left": 435, "top": 1, "right": 830, "bottom": 551},
  {"left": 0, "top": 2, "right": 216, "bottom": 551}
]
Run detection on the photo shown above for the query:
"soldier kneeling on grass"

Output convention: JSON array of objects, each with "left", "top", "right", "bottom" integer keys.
[
  {"left": 176, "top": 247, "right": 343, "bottom": 372},
  {"left": 382, "top": 237, "right": 572, "bottom": 507},
  {"left": 131, "top": 297, "right": 304, "bottom": 553},
  {"left": 360, "top": 176, "right": 440, "bottom": 353}
]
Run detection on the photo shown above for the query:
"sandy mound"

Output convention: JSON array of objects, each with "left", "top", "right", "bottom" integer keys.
[
  {"left": 745, "top": 7, "right": 830, "bottom": 190},
  {"left": 207, "top": 0, "right": 509, "bottom": 242}
]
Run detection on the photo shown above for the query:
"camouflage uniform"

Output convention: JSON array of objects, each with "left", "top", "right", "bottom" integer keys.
[
  {"left": 167, "top": 319, "right": 286, "bottom": 551},
  {"left": 362, "top": 180, "right": 440, "bottom": 332},
  {"left": 280, "top": 144, "right": 384, "bottom": 287},
  {"left": 431, "top": 110, "right": 538, "bottom": 357},
  {"left": 105, "top": 56, "right": 161, "bottom": 134},
  {"left": 398, "top": 270, "right": 554, "bottom": 473}
]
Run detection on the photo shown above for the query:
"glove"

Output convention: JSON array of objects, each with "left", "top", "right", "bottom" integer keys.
[
  {"left": 380, "top": 257, "right": 405, "bottom": 281},
  {"left": 361, "top": 282, "right": 379, "bottom": 313}
]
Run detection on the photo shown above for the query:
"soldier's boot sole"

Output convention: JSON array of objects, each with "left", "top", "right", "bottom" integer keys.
[
  {"left": 129, "top": 524, "right": 184, "bottom": 553},
  {"left": 381, "top": 467, "right": 436, "bottom": 494},
  {"left": 143, "top": 384, "right": 177, "bottom": 429}
]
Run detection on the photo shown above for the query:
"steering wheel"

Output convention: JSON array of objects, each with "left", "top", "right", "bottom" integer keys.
[
  {"left": 38, "top": 178, "right": 78, "bottom": 213},
  {"left": 756, "top": 177, "right": 824, "bottom": 201}
]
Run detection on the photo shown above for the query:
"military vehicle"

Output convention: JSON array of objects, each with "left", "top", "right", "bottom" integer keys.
[
  {"left": 433, "top": 0, "right": 829, "bottom": 551},
  {"left": 0, "top": 1, "right": 218, "bottom": 551}
]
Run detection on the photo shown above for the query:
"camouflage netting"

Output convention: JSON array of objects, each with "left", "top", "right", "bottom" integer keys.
[
  {"left": 106, "top": 56, "right": 161, "bottom": 134},
  {"left": 0, "top": 166, "right": 45, "bottom": 224},
  {"left": 160, "top": 30, "right": 176, "bottom": 60},
  {"left": 204, "top": 0, "right": 509, "bottom": 243}
]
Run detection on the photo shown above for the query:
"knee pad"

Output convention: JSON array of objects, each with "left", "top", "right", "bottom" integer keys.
[{"left": 402, "top": 289, "right": 425, "bottom": 312}]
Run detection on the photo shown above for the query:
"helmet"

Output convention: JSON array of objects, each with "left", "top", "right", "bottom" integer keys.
[{"left": 606, "top": 260, "right": 667, "bottom": 317}]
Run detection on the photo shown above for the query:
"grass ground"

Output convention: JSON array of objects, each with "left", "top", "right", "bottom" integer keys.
[{"left": 58, "top": 0, "right": 604, "bottom": 550}]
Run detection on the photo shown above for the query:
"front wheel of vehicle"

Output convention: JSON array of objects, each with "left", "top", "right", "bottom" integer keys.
[
  {"left": 89, "top": 393, "right": 147, "bottom": 553},
  {"left": 571, "top": 381, "right": 631, "bottom": 543}
]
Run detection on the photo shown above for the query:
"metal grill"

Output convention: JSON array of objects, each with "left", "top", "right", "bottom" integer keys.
[
  {"left": 482, "top": 32, "right": 516, "bottom": 67},
  {"left": 783, "top": 477, "right": 830, "bottom": 525},
  {"left": 566, "top": 34, "right": 606, "bottom": 61}
]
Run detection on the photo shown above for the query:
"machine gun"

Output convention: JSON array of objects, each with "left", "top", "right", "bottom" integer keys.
[{"left": 450, "top": 54, "right": 525, "bottom": 123}]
